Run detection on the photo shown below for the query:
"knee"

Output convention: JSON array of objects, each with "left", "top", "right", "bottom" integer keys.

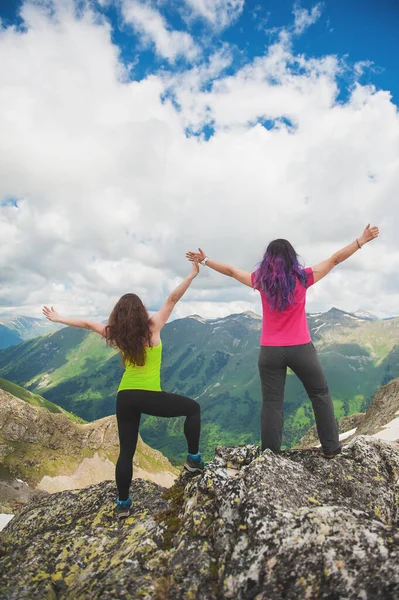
[
  {"left": 307, "top": 381, "right": 329, "bottom": 399},
  {"left": 262, "top": 395, "right": 284, "bottom": 405},
  {"left": 190, "top": 400, "right": 200, "bottom": 416},
  {"left": 117, "top": 447, "right": 135, "bottom": 462}
]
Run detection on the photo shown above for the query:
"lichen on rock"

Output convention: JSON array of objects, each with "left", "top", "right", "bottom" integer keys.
[{"left": 1, "top": 436, "right": 399, "bottom": 599}]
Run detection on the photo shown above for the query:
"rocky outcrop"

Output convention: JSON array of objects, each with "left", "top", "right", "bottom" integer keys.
[
  {"left": 296, "top": 412, "right": 365, "bottom": 448},
  {"left": 0, "top": 390, "right": 178, "bottom": 504},
  {"left": 355, "top": 378, "right": 399, "bottom": 436},
  {"left": 1, "top": 436, "right": 398, "bottom": 599},
  {"left": 298, "top": 377, "right": 399, "bottom": 449}
]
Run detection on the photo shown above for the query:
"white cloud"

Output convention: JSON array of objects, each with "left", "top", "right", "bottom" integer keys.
[
  {"left": 181, "top": 0, "right": 245, "bottom": 30},
  {"left": 293, "top": 3, "right": 322, "bottom": 35},
  {"left": 121, "top": 0, "right": 199, "bottom": 63},
  {"left": 0, "top": 0, "right": 398, "bottom": 323}
]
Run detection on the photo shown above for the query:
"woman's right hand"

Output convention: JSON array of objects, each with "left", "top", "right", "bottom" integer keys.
[
  {"left": 189, "top": 259, "right": 200, "bottom": 279},
  {"left": 42, "top": 306, "right": 60, "bottom": 322},
  {"left": 358, "top": 224, "right": 379, "bottom": 246},
  {"left": 186, "top": 247, "right": 206, "bottom": 263}
]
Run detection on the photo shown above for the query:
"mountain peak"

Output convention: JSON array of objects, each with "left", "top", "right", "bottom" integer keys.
[
  {"left": 241, "top": 310, "right": 262, "bottom": 319},
  {"left": 323, "top": 307, "right": 373, "bottom": 322},
  {"left": 326, "top": 307, "right": 347, "bottom": 315},
  {"left": 186, "top": 314, "right": 206, "bottom": 323}
]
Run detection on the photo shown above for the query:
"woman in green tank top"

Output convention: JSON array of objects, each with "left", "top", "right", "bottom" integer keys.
[{"left": 43, "top": 261, "right": 204, "bottom": 519}]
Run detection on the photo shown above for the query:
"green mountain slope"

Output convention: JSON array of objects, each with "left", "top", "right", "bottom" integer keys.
[
  {"left": 0, "top": 377, "right": 84, "bottom": 423},
  {"left": 144, "top": 311, "right": 399, "bottom": 458},
  {"left": 0, "top": 309, "right": 398, "bottom": 461},
  {"left": 0, "top": 324, "right": 22, "bottom": 349},
  {"left": 0, "top": 328, "right": 120, "bottom": 420},
  {"left": 0, "top": 387, "right": 178, "bottom": 503}
]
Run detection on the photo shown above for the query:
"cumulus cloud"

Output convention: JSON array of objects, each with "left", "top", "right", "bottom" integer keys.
[
  {"left": 0, "top": 0, "right": 398, "bottom": 322},
  {"left": 181, "top": 0, "right": 245, "bottom": 30},
  {"left": 121, "top": 0, "right": 199, "bottom": 62}
]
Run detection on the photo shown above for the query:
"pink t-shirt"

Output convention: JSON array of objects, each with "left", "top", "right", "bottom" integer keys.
[{"left": 251, "top": 268, "right": 314, "bottom": 346}]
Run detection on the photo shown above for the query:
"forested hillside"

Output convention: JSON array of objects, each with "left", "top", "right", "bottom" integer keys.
[{"left": 0, "top": 308, "right": 397, "bottom": 460}]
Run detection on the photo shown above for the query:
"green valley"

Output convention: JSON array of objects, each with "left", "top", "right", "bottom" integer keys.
[{"left": 0, "top": 308, "right": 398, "bottom": 461}]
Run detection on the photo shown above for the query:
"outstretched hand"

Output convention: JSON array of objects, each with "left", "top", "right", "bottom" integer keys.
[
  {"left": 186, "top": 248, "right": 206, "bottom": 263},
  {"left": 359, "top": 224, "right": 379, "bottom": 246},
  {"left": 190, "top": 259, "right": 200, "bottom": 278},
  {"left": 42, "top": 306, "right": 60, "bottom": 322}
]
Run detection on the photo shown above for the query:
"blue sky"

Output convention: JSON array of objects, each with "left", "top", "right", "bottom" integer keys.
[
  {"left": 1, "top": 0, "right": 398, "bottom": 104},
  {"left": 0, "top": 0, "right": 398, "bottom": 319}
]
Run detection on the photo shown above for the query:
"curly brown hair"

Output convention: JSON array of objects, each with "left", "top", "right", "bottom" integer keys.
[{"left": 105, "top": 293, "right": 152, "bottom": 366}]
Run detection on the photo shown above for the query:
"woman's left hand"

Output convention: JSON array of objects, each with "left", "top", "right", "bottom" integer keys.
[
  {"left": 42, "top": 306, "right": 60, "bottom": 322},
  {"left": 190, "top": 259, "right": 200, "bottom": 278}
]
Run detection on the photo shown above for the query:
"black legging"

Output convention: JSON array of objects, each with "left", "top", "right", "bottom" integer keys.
[{"left": 116, "top": 389, "right": 201, "bottom": 500}]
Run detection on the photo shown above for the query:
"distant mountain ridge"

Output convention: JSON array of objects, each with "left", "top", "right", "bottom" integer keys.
[
  {"left": 0, "top": 307, "right": 398, "bottom": 460},
  {"left": 0, "top": 316, "right": 62, "bottom": 349}
]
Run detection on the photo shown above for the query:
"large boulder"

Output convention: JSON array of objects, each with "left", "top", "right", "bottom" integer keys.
[{"left": 1, "top": 436, "right": 398, "bottom": 599}]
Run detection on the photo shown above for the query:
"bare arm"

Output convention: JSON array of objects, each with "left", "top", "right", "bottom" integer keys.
[
  {"left": 42, "top": 306, "right": 106, "bottom": 337},
  {"left": 312, "top": 224, "right": 379, "bottom": 283},
  {"left": 150, "top": 261, "right": 200, "bottom": 332},
  {"left": 186, "top": 248, "right": 252, "bottom": 288}
]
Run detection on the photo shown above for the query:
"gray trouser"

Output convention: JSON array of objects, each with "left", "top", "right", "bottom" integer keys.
[{"left": 258, "top": 343, "right": 339, "bottom": 453}]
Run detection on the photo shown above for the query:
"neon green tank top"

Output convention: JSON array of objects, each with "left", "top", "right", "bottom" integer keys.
[{"left": 118, "top": 343, "right": 162, "bottom": 392}]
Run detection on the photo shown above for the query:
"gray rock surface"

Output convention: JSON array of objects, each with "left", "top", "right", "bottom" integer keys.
[
  {"left": 297, "top": 377, "right": 399, "bottom": 448},
  {"left": 356, "top": 378, "right": 399, "bottom": 436},
  {"left": 1, "top": 436, "right": 398, "bottom": 599}
]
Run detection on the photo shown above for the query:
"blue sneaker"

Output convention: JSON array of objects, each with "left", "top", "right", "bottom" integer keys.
[
  {"left": 116, "top": 497, "right": 132, "bottom": 519},
  {"left": 184, "top": 453, "right": 205, "bottom": 473}
]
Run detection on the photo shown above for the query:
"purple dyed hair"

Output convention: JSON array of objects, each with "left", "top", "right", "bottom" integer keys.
[{"left": 253, "top": 239, "right": 308, "bottom": 311}]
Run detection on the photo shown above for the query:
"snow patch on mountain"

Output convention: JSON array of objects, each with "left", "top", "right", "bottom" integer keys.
[
  {"left": 372, "top": 412, "right": 399, "bottom": 442},
  {"left": 187, "top": 315, "right": 206, "bottom": 324},
  {"left": 352, "top": 310, "right": 378, "bottom": 321},
  {"left": 0, "top": 514, "right": 13, "bottom": 532},
  {"left": 312, "top": 323, "right": 326, "bottom": 335}
]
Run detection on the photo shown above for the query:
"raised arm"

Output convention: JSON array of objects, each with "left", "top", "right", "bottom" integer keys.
[
  {"left": 311, "top": 224, "right": 379, "bottom": 284},
  {"left": 42, "top": 306, "right": 106, "bottom": 337},
  {"left": 150, "top": 261, "right": 200, "bottom": 332},
  {"left": 186, "top": 248, "right": 252, "bottom": 288}
]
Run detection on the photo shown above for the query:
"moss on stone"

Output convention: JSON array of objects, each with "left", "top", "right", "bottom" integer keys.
[{"left": 153, "top": 481, "right": 186, "bottom": 550}]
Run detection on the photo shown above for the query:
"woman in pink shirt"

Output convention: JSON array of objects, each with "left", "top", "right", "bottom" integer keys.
[{"left": 187, "top": 224, "right": 379, "bottom": 458}]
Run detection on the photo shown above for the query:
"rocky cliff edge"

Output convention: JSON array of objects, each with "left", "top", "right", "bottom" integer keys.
[{"left": 1, "top": 436, "right": 398, "bottom": 599}]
